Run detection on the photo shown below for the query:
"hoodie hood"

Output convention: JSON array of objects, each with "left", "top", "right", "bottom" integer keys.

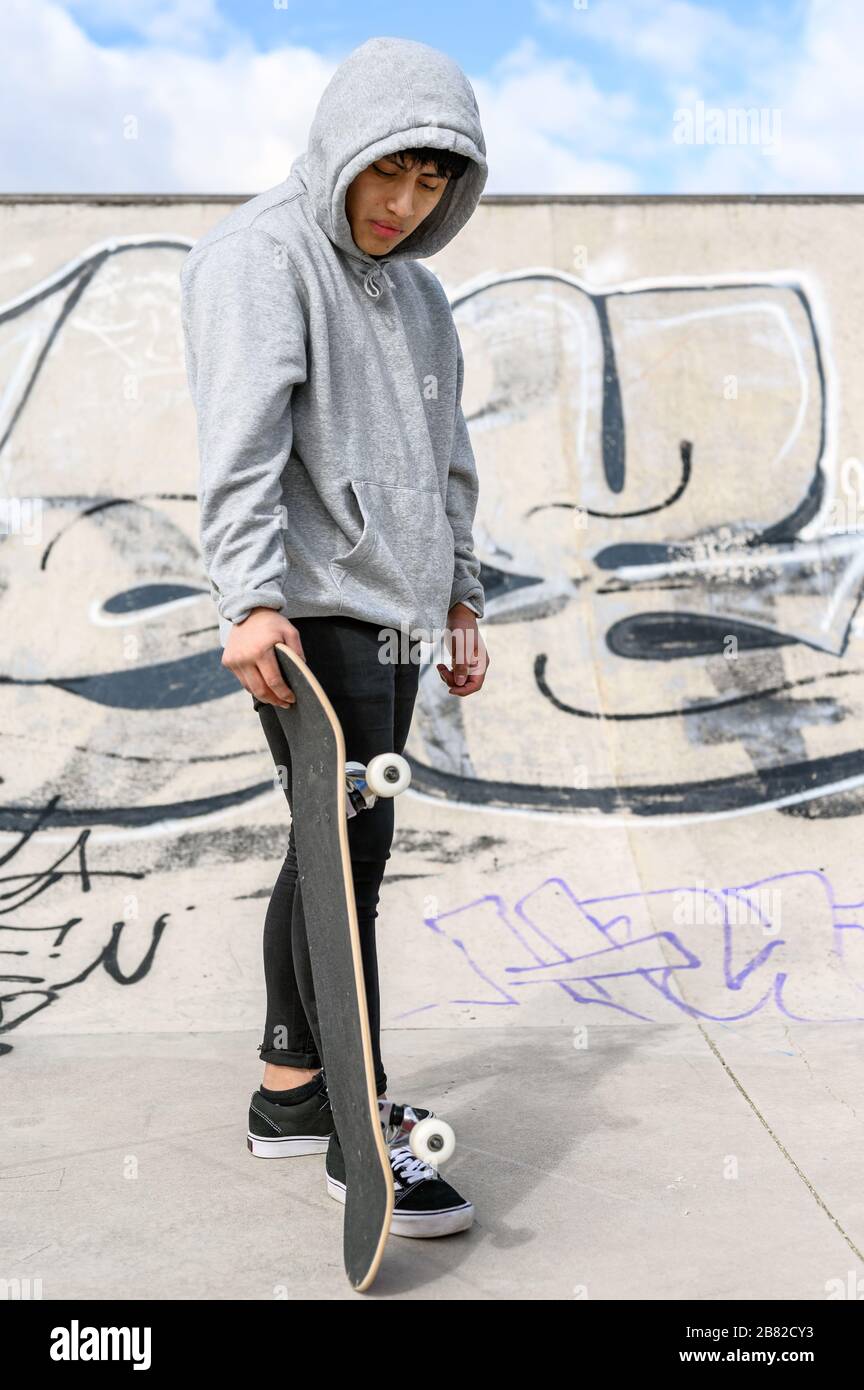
[{"left": 288, "top": 36, "right": 487, "bottom": 293}]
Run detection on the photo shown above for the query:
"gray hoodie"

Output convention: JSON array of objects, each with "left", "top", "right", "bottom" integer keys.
[{"left": 180, "top": 36, "right": 488, "bottom": 649}]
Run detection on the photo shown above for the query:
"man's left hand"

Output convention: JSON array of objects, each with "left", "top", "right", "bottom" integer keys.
[{"left": 437, "top": 603, "right": 491, "bottom": 696}]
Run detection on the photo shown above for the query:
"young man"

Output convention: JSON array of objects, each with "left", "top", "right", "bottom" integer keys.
[{"left": 180, "top": 36, "right": 490, "bottom": 1236}]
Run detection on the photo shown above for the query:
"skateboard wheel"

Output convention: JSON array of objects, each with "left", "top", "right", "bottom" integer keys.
[
  {"left": 365, "top": 752, "right": 411, "bottom": 798},
  {"left": 408, "top": 1116, "right": 455, "bottom": 1166}
]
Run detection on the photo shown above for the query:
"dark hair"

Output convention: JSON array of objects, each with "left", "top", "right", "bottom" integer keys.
[{"left": 385, "top": 147, "right": 470, "bottom": 181}]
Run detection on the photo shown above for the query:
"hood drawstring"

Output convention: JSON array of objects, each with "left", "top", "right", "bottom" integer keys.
[{"left": 362, "top": 264, "right": 395, "bottom": 299}]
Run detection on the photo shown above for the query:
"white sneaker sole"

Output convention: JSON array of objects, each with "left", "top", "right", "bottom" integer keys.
[
  {"left": 326, "top": 1174, "right": 474, "bottom": 1237},
  {"left": 247, "top": 1132, "right": 331, "bottom": 1157}
]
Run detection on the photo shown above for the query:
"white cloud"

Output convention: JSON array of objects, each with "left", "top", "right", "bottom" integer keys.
[
  {"left": 58, "top": 0, "right": 231, "bottom": 47},
  {"left": 535, "top": 0, "right": 789, "bottom": 86},
  {"left": 537, "top": 0, "right": 864, "bottom": 191},
  {"left": 0, "top": 0, "right": 334, "bottom": 192},
  {"left": 0, "top": 0, "right": 641, "bottom": 194},
  {"left": 668, "top": 0, "right": 864, "bottom": 190},
  {"left": 0, "top": 0, "right": 861, "bottom": 194},
  {"left": 478, "top": 38, "right": 642, "bottom": 192}
]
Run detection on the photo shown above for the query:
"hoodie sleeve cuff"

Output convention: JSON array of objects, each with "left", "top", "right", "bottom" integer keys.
[
  {"left": 448, "top": 586, "right": 484, "bottom": 618},
  {"left": 217, "top": 589, "right": 286, "bottom": 625}
]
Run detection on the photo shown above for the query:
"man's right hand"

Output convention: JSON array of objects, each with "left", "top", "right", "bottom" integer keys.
[{"left": 221, "top": 607, "right": 306, "bottom": 707}]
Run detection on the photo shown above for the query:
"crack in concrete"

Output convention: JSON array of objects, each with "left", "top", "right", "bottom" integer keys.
[{"left": 700, "top": 1023, "right": 864, "bottom": 1262}]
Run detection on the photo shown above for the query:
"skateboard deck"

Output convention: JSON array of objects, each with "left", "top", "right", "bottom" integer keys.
[{"left": 270, "top": 641, "right": 394, "bottom": 1291}]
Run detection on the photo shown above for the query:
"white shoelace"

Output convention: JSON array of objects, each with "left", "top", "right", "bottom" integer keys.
[{"left": 389, "top": 1143, "right": 436, "bottom": 1186}]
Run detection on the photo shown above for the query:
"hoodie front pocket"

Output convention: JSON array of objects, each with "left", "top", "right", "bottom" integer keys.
[
  {"left": 331, "top": 479, "right": 455, "bottom": 622},
  {"left": 331, "top": 478, "right": 378, "bottom": 570}
]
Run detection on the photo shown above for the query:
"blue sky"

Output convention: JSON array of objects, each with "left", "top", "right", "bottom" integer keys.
[{"left": 0, "top": 0, "right": 860, "bottom": 193}]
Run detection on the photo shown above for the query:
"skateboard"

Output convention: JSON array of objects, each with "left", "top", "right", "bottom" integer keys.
[{"left": 268, "top": 642, "right": 454, "bottom": 1291}]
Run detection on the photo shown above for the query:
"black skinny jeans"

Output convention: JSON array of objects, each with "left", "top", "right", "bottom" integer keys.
[{"left": 252, "top": 615, "right": 420, "bottom": 1097}]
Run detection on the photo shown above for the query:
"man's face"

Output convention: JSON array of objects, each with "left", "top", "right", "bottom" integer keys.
[{"left": 344, "top": 152, "right": 450, "bottom": 255}]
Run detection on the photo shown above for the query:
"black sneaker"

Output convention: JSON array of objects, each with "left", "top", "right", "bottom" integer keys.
[
  {"left": 247, "top": 1078, "right": 438, "bottom": 1159},
  {"left": 246, "top": 1075, "right": 333, "bottom": 1157},
  {"left": 325, "top": 1129, "right": 474, "bottom": 1237}
]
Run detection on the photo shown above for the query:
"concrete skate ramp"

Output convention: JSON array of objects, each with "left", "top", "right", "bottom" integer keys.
[{"left": 2, "top": 193, "right": 864, "bottom": 1057}]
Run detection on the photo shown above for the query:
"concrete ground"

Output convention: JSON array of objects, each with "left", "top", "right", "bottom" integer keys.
[{"left": 2, "top": 1021, "right": 863, "bottom": 1301}]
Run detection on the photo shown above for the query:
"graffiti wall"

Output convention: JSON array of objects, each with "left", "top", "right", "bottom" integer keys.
[{"left": 2, "top": 194, "right": 864, "bottom": 1060}]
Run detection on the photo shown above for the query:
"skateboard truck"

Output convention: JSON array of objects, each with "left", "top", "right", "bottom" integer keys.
[
  {"left": 378, "top": 1101, "right": 457, "bottom": 1167},
  {"left": 345, "top": 754, "right": 411, "bottom": 819},
  {"left": 318, "top": 1070, "right": 458, "bottom": 1167}
]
